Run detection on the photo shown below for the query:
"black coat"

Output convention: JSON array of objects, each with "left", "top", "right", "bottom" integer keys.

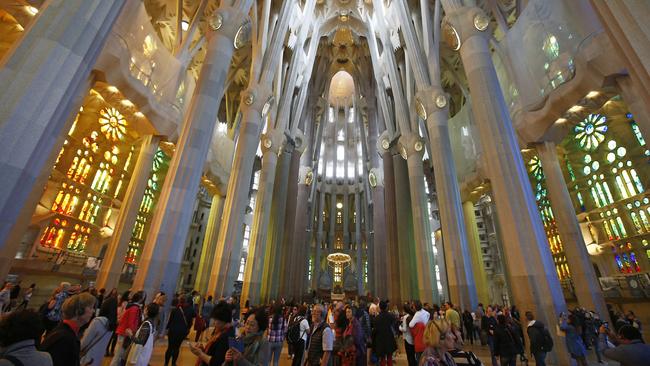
[
  {"left": 40, "top": 322, "right": 80, "bottom": 366},
  {"left": 371, "top": 311, "right": 397, "bottom": 357},
  {"left": 526, "top": 321, "right": 546, "bottom": 354},
  {"left": 493, "top": 324, "right": 523, "bottom": 358}
]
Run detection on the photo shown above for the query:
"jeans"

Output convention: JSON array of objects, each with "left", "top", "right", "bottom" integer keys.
[
  {"left": 533, "top": 351, "right": 546, "bottom": 366},
  {"left": 165, "top": 334, "right": 184, "bottom": 366},
  {"left": 487, "top": 336, "right": 498, "bottom": 366},
  {"left": 270, "top": 341, "right": 283, "bottom": 366}
]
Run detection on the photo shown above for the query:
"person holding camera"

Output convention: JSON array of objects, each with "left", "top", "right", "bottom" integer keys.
[{"left": 190, "top": 301, "right": 236, "bottom": 366}]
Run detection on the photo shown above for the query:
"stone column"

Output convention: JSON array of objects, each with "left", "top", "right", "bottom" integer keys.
[
  {"left": 443, "top": 6, "right": 568, "bottom": 363},
  {"left": 313, "top": 189, "right": 326, "bottom": 290},
  {"left": 382, "top": 148, "right": 401, "bottom": 301},
  {"left": 462, "top": 201, "right": 489, "bottom": 304},
  {"left": 209, "top": 84, "right": 272, "bottom": 298},
  {"left": 355, "top": 191, "right": 363, "bottom": 293},
  {"left": 279, "top": 143, "right": 302, "bottom": 298},
  {"left": 417, "top": 87, "right": 478, "bottom": 309},
  {"left": 266, "top": 142, "right": 294, "bottom": 299},
  {"left": 393, "top": 152, "right": 415, "bottom": 301},
  {"left": 241, "top": 129, "right": 284, "bottom": 305},
  {"left": 96, "top": 135, "right": 160, "bottom": 290},
  {"left": 343, "top": 194, "right": 350, "bottom": 248},
  {"left": 0, "top": 0, "right": 127, "bottom": 278},
  {"left": 537, "top": 141, "right": 609, "bottom": 321},
  {"left": 133, "top": 6, "right": 247, "bottom": 298},
  {"left": 194, "top": 193, "right": 225, "bottom": 295},
  {"left": 399, "top": 134, "right": 438, "bottom": 304}
]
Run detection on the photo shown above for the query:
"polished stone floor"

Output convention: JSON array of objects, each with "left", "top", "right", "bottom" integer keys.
[{"left": 101, "top": 336, "right": 620, "bottom": 366}]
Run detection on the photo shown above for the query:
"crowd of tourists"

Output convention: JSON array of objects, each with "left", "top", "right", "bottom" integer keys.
[{"left": 0, "top": 281, "right": 650, "bottom": 366}]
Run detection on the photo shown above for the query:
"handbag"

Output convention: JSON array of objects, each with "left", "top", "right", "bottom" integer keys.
[{"left": 126, "top": 320, "right": 151, "bottom": 365}]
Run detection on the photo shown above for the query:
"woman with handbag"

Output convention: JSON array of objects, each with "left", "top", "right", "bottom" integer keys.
[
  {"left": 342, "top": 305, "right": 366, "bottom": 366},
  {"left": 126, "top": 303, "right": 158, "bottom": 366},
  {"left": 165, "top": 298, "right": 190, "bottom": 366}
]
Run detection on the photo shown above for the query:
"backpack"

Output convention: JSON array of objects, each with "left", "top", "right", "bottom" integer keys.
[
  {"left": 541, "top": 327, "right": 554, "bottom": 352},
  {"left": 286, "top": 316, "right": 304, "bottom": 344}
]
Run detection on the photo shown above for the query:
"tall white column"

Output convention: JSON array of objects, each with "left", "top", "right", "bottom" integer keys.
[
  {"left": 443, "top": 6, "right": 568, "bottom": 363},
  {"left": 96, "top": 135, "right": 160, "bottom": 290},
  {"left": 194, "top": 193, "right": 225, "bottom": 295},
  {"left": 417, "top": 87, "right": 478, "bottom": 309},
  {"left": 133, "top": 6, "right": 247, "bottom": 298},
  {"left": 0, "top": 0, "right": 127, "bottom": 278},
  {"left": 209, "top": 84, "right": 272, "bottom": 298},
  {"left": 536, "top": 141, "right": 609, "bottom": 321},
  {"left": 241, "top": 129, "right": 284, "bottom": 304}
]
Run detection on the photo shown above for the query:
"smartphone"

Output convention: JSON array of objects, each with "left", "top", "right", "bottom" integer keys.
[{"left": 229, "top": 337, "right": 244, "bottom": 353}]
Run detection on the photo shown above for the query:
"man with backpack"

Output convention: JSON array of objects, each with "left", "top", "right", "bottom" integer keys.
[
  {"left": 525, "top": 311, "right": 553, "bottom": 366},
  {"left": 287, "top": 305, "right": 310, "bottom": 366}
]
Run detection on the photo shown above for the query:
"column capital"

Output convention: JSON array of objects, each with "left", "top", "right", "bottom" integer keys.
[
  {"left": 398, "top": 132, "right": 425, "bottom": 160},
  {"left": 442, "top": 6, "right": 491, "bottom": 51},
  {"left": 261, "top": 128, "right": 286, "bottom": 156},
  {"left": 416, "top": 87, "right": 450, "bottom": 125},
  {"left": 206, "top": 6, "right": 249, "bottom": 42},
  {"left": 240, "top": 84, "right": 274, "bottom": 116},
  {"left": 377, "top": 130, "right": 397, "bottom": 155}
]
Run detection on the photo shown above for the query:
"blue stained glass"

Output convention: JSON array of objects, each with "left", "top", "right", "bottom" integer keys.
[{"left": 626, "top": 113, "right": 633, "bottom": 119}]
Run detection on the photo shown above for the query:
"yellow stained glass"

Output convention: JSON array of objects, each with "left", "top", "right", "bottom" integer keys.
[{"left": 98, "top": 107, "right": 127, "bottom": 141}]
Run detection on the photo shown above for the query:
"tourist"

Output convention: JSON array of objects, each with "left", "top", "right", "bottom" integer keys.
[
  {"left": 410, "top": 300, "right": 430, "bottom": 361},
  {"left": 43, "top": 282, "right": 79, "bottom": 332},
  {"left": 482, "top": 306, "right": 498, "bottom": 366},
  {"left": 372, "top": 300, "right": 397, "bottom": 366},
  {"left": 399, "top": 303, "right": 416, "bottom": 366},
  {"left": 560, "top": 312, "right": 588, "bottom": 366},
  {"left": 196, "top": 295, "right": 215, "bottom": 342},
  {"left": 341, "top": 305, "right": 366, "bottom": 366},
  {"left": 287, "top": 305, "right": 299, "bottom": 360},
  {"left": 444, "top": 302, "right": 461, "bottom": 336},
  {"left": 0, "top": 309, "right": 52, "bottom": 365},
  {"left": 40, "top": 292, "right": 96, "bottom": 366},
  {"left": 305, "top": 304, "right": 334, "bottom": 366},
  {"left": 128, "top": 302, "right": 159, "bottom": 366},
  {"left": 603, "top": 324, "right": 650, "bottom": 365},
  {"left": 152, "top": 291, "right": 168, "bottom": 339},
  {"left": 101, "top": 289, "right": 119, "bottom": 357},
  {"left": 525, "top": 311, "right": 552, "bottom": 366},
  {"left": 14, "top": 283, "right": 35, "bottom": 311},
  {"left": 109, "top": 290, "right": 144, "bottom": 366},
  {"left": 267, "top": 304, "right": 287, "bottom": 366},
  {"left": 80, "top": 299, "right": 115, "bottom": 366},
  {"left": 625, "top": 310, "right": 642, "bottom": 332},
  {"left": 418, "top": 318, "right": 455, "bottom": 365},
  {"left": 165, "top": 297, "right": 190, "bottom": 366},
  {"left": 461, "top": 310, "right": 474, "bottom": 345},
  {"left": 190, "top": 301, "right": 236, "bottom": 366},
  {"left": 224, "top": 308, "right": 270, "bottom": 366},
  {"left": 288, "top": 305, "right": 309, "bottom": 366},
  {"left": 493, "top": 314, "right": 522, "bottom": 366}
]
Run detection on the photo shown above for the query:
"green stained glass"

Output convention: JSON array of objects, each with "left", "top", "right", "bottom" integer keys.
[
  {"left": 603, "top": 220, "right": 613, "bottom": 239},
  {"left": 631, "top": 122, "right": 646, "bottom": 146},
  {"left": 529, "top": 156, "right": 544, "bottom": 181},
  {"left": 631, "top": 212, "right": 643, "bottom": 233},
  {"left": 596, "top": 183, "right": 608, "bottom": 206},
  {"left": 608, "top": 140, "right": 617, "bottom": 150},
  {"left": 584, "top": 155, "right": 592, "bottom": 164},
  {"left": 575, "top": 114, "right": 608, "bottom": 151},
  {"left": 152, "top": 149, "right": 167, "bottom": 172},
  {"left": 591, "top": 187, "right": 601, "bottom": 208},
  {"left": 607, "top": 152, "right": 616, "bottom": 163},
  {"left": 577, "top": 192, "right": 584, "bottom": 206},
  {"left": 630, "top": 169, "right": 644, "bottom": 193},
  {"left": 639, "top": 210, "right": 650, "bottom": 231},
  {"left": 602, "top": 182, "right": 615, "bottom": 204},
  {"left": 622, "top": 170, "right": 637, "bottom": 196},
  {"left": 616, "top": 216, "right": 628, "bottom": 237},
  {"left": 567, "top": 160, "right": 576, "bottom": 181},
  {"left": 616, "top": 176, "right": 629, "bottom": 199},
  {"left": 610, "top": 218, "right": 621, "bottom": 238}
]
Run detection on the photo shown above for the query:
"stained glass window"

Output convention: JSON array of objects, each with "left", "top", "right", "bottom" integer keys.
[
  {"left": 98, "top": 108, "right": 127, "bottom": 141},
  {"left": 575, "top": 114, "right": 607, "bottom": 151}
]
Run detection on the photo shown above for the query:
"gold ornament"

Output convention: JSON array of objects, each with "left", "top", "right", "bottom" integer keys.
[{"left": 209, "top": 13, "right": 223, "bottom": 31}]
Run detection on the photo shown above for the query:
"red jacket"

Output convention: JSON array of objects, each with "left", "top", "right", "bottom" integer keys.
[
  {"left": 411, "top": 322, "right": 426, "bottom": 353},
  {"left": 116, "top": 303, "right": 141, "bottom": 336}
]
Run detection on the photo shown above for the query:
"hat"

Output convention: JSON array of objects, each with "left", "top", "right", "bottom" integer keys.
[{"left": 211, "top": 301, "right": 232, "bottom": 323}]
